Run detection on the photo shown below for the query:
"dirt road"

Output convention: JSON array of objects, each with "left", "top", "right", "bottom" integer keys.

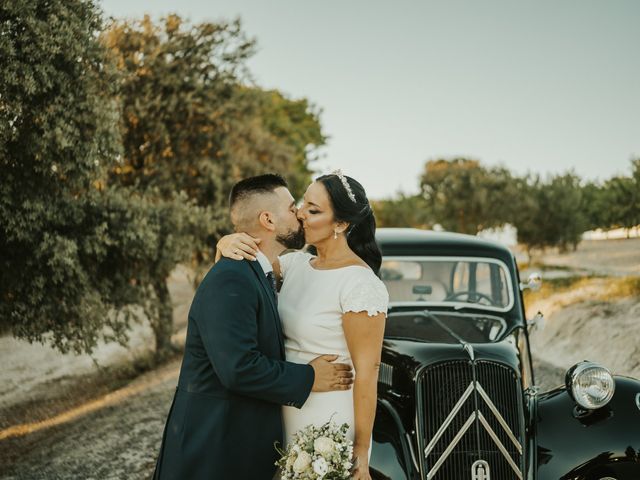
[{"left": 1, "top": 361, "right": 179, "bottom": 479}]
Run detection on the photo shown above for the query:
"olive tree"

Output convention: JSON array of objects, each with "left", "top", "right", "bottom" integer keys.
[
  {"left": 103, "top": 15, "right": 325, "bottom": 355},
  {"left": 0, "top": 0, "right": 201, "bottom": 355},
  {"left": 419, "top": 158, "right": 516, "bottom": 234}
]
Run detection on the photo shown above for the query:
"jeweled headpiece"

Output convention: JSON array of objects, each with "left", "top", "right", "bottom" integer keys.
[{"left": 331, "top": 169, "right": 357, "bottom": 203}]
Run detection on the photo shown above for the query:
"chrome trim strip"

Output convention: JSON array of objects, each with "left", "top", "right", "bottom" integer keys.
[
  {"left": 478, "top": 413, "right": 523, "bottom": 480},
  {"left": 423, "top": 382, "right": 474, "bottom": 456},
  {"left": 378, "top": 362, "right": 393, "bottom": 386},
  {"left": 426, "top": 412, "right": 476, "bottom": 480},
  {"left": 476, "top": 383, "right": 522, "bottom": 454},
  {"left": 406, "top": 432, "right": 420, "bottom": 471},
  {"left": 414, "top": 363, "right": 430, "bottom": 477},
  {"left": 463, "top": 342, "right": 475, "bottom": 361}
]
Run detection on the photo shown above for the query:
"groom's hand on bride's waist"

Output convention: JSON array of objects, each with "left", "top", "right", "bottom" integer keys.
[{"left": 308, "top": 354, "right": 354, "bottom": 392}]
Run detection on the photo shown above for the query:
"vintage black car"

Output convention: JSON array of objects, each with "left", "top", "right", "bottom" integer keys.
[{"left": 369, "top": 228, "right": 640, "bottom": 480}]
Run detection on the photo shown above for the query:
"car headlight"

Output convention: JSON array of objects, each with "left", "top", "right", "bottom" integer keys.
[{"left": 565, "top": 361, "right": 615, "bottom": 410}]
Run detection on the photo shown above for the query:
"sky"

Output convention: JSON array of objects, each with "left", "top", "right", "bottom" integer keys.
[{"left": 101, "top": 0, "right": 640, "bottom": 199}]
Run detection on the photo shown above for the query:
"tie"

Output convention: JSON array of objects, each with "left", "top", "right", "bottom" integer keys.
[{"left": 265, "top": 271, "right": 278, "bottom": 303}]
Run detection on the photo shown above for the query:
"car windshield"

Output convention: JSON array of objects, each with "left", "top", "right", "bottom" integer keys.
[{"left": 380, "top": 256, "right": 513, "bottom": 312}]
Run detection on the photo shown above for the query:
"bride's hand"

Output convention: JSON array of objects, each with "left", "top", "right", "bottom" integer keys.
[
  {"left": 351, "top": 450, "right": 371, "bottom": 480},
  {"left": 215, "top": 233, "right": 261, "bottom": 262}
]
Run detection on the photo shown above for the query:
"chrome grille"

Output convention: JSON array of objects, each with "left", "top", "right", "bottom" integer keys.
[
  {"left": 417, "top": 360, "right": 524, "bottom": 480},
  {"left": 378, "top": 362, "right": 394, "bottom": 387}
]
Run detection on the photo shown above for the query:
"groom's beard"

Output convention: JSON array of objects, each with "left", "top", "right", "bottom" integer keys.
[{"left": 276, "top": 223, "right": 305, "bottom": 250}]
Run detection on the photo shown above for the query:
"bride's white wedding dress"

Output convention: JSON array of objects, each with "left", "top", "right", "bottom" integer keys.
[{"left": 278, "top": 251, "right": 389, "bottom": 444}]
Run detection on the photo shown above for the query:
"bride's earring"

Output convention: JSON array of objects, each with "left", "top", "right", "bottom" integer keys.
[{"left": 333, "top": 229, "right": 338, "bottom": 240}]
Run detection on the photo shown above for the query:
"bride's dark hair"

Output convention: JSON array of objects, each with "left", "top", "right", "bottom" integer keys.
[{"left": 315, "top": 173, "right": 382, "bottom": 274}]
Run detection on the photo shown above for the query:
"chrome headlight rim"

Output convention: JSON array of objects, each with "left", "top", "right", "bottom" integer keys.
[{"left": 565, "top": 361, "right": 615, "bottom": 410}]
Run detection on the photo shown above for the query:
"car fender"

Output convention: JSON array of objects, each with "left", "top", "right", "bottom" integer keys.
[
  {"left": 370, "top": 398, "right": 421, "bottom": 480},
  {"left": 535, "top": 376, "right": 640, "bottom": 480}
]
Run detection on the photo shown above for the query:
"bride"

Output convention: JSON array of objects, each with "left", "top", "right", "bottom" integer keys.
[{"left": 217, "top": 171, "right": 388, "bottom": 479}]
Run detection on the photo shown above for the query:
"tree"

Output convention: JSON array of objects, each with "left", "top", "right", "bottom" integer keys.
[
  {"left": 601, "top": 159, "right": 640, "bottom": 237},
  {"left": 544, "top": 173, "right": 586, "bottom": 251},
  {"left": 0, "top": 0, "right": 198, "bottom": 355},
  {"left": 509, "top": 175, "right": 545, "bottom": 261},
  {"left": 419, "top": 158, "right": 515, "bottom": 234},
  {"left": 510, "top": 173, "right": 586, "bottom": 260},
  {"left": 372, "top": 194, "right": 432, "bottom": 228},
  {"left": 104, "top": 14, "right": 325, "bottom": 225},
  {"left": 581, "top": 181, "right": 610, "bottom": 231},
  {"left": 103, "top": 15, "right": 325, "bottom": 356},
  {"left": 226, "top": 87, "right": 326, "bottom": 199}
]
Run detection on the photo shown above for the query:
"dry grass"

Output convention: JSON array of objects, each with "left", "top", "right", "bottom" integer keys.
[
  {"left": 522, "top": 274, "right": 640, "bottom": 326},
  {"left": 524, "top": 275, "right": 640, "bottom": 308}
]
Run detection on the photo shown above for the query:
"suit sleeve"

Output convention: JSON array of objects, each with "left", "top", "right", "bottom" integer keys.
[{"left": 195, "top": 268, "right": 314, "bottom": 408}]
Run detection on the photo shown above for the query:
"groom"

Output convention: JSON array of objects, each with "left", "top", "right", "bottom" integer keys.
[{"left": 154, "top": 174, "right": 353, "bottom": 479}]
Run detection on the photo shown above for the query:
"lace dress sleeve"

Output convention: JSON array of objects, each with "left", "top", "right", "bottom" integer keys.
[{"left": 340, "top": 274, "right": 389, "bottom": 317}]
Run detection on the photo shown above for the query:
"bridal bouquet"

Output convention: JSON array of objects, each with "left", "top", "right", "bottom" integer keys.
[{"left": 275, "top": 420, "right": 353, "bottom": 479}]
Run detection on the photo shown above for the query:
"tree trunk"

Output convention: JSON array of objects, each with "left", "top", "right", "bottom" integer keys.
[{"left": 152, "top": 279, "right": 175, "bottom": 361}]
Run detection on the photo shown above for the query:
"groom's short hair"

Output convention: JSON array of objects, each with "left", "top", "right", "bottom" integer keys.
[{"left": 229, "top": 173, "right": 288, "bottom": 230}]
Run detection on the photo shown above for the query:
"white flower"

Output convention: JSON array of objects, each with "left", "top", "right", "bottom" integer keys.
[
  {"left": 313, "top": 436, "right": 335, "bottom": 456},
  {"left": 312, "top": 457, "right": 329, "bottom": 477},
  {"left": 285, "top": 453, "right": 296, "bottom": 470},
  {"left": 277, "top": 420, "right": 353, "bottom": 477},
  {"left": 292, "top": 451, "right": 312, "bottom": 473}
]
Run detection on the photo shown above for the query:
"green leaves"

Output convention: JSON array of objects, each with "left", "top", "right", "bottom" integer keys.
[
  {"left": 419, "top": 158, "right": 516, "bottom": 234},
  {"left": 0, "top": 0, "right": 146, "bottom": 354},
  {"left": 1, "top": 7, "right": 324, "bottom": 357}
]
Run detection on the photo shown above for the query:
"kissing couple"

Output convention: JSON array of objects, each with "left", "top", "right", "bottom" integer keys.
[{"left": 153, "top": 171, "right": 389, "bottom": 479}]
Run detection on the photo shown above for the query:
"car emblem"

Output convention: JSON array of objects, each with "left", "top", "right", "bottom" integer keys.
[
  {"left": 471, "top": 460, "right": 490, "bottom": 480},
  {"left": 636, "top": 393, "right": 640, "bottom": 411}
]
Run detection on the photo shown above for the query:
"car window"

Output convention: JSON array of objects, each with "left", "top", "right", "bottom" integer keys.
[
  {"left": 380, "top": 257, "right": 513, "bottom": 311},
  {"left": 380, "top": 260, "right": 422, "bottom": 281}
]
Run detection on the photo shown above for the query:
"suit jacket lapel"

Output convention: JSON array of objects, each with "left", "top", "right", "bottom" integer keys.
[{"left": 247, "top": 260, "right": 285, "bottom": 357}]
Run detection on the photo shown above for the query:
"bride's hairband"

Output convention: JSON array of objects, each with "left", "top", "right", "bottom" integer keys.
[{"left": 331, "top": 169, "right": 357, "bottom": 203}]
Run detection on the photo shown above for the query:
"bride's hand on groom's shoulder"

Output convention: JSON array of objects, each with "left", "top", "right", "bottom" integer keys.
[{"left": 215, "top": 232, "right": 260, "bottom": 262}]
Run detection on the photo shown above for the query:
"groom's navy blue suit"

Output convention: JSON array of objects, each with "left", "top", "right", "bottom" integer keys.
[{"left": 153, "top": 257, "right": 315, "bottom": 480}]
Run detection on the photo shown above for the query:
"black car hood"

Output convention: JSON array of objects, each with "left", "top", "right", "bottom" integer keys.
[
  {"left": 382, "top": 310, "right": 526, "bottom": 373},
  {"left": 385, "top": 309, "right": 509, "bottom": 344}
]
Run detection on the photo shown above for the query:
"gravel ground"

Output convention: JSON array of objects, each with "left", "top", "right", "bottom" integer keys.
[{"left": 1, "top": 362, "right": 179, "bottom": 480}]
